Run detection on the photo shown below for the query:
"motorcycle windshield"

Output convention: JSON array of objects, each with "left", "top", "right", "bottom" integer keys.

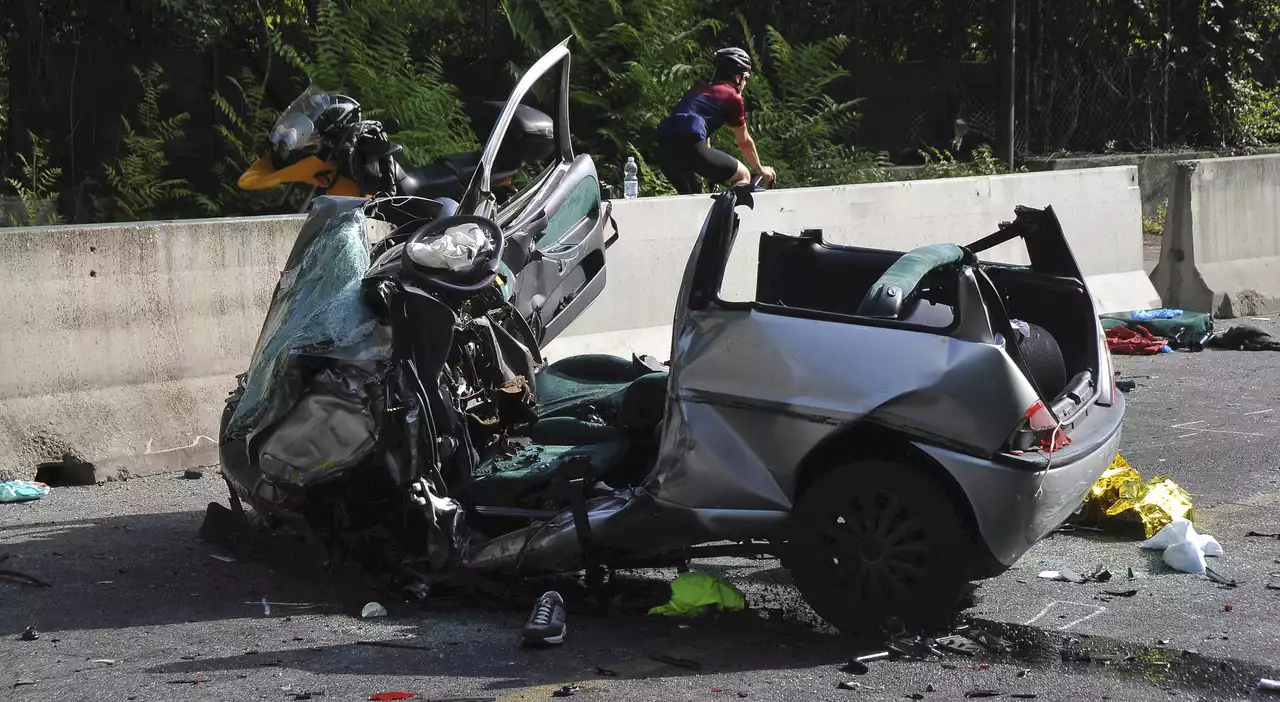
[{"left": 270, "top": 85, "right": 338, "bottom": 154}]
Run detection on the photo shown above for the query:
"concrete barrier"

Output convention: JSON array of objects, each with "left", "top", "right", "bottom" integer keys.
[
  {"left": 1023, "top": 148, "right": 1280, "bottom": 220},
  {"left": 1150, "top": 154, "right": 1280, "bottom": 317},
  {"left": 0, "top": 215, "right": 304, "bottom": 481},
  {"left": 547, "top": 166, "right": 1158, "bottom": 360},
  {"left": 0, "top": 166, "right": 1154, "bottom": 480}
]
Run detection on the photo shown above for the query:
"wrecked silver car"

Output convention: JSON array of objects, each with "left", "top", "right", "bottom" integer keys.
[{"left": 216, "top": 44, "right": 1124, "bottom": 635}]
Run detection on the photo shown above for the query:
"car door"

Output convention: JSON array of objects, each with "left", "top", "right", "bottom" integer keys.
[{"left": 462, "top": 38, "right": 615, "bottom": 347}]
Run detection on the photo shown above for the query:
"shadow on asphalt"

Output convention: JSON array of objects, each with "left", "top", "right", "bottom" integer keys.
[{"left": 0, "top": 506, "right": 375, "bottom": 636}]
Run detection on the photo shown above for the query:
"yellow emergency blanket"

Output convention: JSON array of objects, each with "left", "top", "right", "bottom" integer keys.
[
  {"left": 648, "top": 571, "right": 746, "bottom": 617},
  {"left": 1074, "top": 453, "right": 1194, "bottom": 538}
]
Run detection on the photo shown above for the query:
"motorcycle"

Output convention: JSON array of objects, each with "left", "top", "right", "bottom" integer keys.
[{"left": 237, "top": 41, "right": 615, "bottom": 347}]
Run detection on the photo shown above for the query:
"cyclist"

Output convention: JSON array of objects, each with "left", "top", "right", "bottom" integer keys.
[{"left": 656, "top": 47, "right": 777, "bottom": 194}]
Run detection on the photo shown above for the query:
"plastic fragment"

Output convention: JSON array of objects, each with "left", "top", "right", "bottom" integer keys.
[
  {"left": 965, "top": 691, "right": 1002, "bottom": 698},
  {"left": 935, "top": 635, "right": 982, "bottom": 656},
  {"left": 1103, "top": 589, "right": 1139, "bottom": 598},
  {"left": 1259, "top": 678, "right": 1280, "bottom": 692},
  {"left": 369, "top": 694, "right": 416, "bottom": 702},
  {"left": 20, "top": 626, "right": 39, "bottom": 641},
  {"left": 361, "top": 602, "right": 388, "bottom": 618},
  {"left": 552, "top": 685, "right": 579, "bottom": 697}
]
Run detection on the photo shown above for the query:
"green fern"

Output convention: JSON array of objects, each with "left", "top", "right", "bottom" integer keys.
[
  {"left": 275, "top": 0, "right": 477, "bottom": 165},
  {"left": 101, "top": 64, "right": 193, "bottom": 222},
  {"left": 4, "top": 131, "right": 64, "bottom": 227}
]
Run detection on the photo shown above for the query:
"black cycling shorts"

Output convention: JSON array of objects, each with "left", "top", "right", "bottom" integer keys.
[{"left": 656, "top": 135, "right": 741, "bottom": 195}]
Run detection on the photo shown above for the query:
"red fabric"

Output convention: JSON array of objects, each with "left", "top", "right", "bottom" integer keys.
[
  {"left": 370, "top": 693, "right": 416, "bottom": 701},
  {"left": 1105, "top": 324, "right": 1167, "bottom": 355}
]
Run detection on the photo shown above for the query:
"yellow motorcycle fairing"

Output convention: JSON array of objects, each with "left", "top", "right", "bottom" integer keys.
[{"left": 237, "top": 156, "right": 362, "bottom": 197}]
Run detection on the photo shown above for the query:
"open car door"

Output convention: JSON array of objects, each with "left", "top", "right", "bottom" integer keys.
[{"left": 461, "top": 38, "right": 614, "bottom": 347}]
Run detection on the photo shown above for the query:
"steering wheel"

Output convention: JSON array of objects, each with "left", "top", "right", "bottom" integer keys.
[{"left": 399, "top": 214, "right": 506, "bottom": 297}]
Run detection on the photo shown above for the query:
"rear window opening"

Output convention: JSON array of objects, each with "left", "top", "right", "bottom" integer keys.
[
  {"left": 748, "top": 227, "right": 1100, "bottom": 420},
  {"left": 752, "top": 229, "right": 961, "bottom": 331}
]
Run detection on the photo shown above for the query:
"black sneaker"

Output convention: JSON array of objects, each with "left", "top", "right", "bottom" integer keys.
[{"left": 522, "top": 591, "right": 567, "bottom": 647}]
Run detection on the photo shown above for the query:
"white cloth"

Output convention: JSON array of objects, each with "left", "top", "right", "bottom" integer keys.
[
  {"left": 406, "top": 224, "right": 493, "bottom": 272},
  {"left": 1139, "top": 518, "right": 1223, "bottom": 574}
]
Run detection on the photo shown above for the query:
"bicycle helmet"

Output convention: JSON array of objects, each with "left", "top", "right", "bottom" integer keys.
[{"left": 713, "top": 47, "right": 752, "bottom": 76}]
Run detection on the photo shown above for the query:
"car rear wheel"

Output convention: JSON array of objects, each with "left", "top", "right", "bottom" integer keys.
[{"left": 788, "top": 460, "right": 974, "bottom": 635}]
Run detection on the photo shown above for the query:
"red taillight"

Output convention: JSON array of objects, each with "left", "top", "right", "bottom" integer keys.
[{"left": 1024, "top": 401, "right": 1071, "bottom": 452}]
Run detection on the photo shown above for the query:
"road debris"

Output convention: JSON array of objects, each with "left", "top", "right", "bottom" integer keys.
[
  {"left": 965, "top": 690, "right": 1002, "bottom": 698},
  {"left": 0, "top": 480, "right": 51, "bottom": 503},
  {"left": 361, "top": 602, "right": 388, "bottom": 618},
  {"left": 20, "top": 625, "right": 39, "bottom": 641},
  {"left": 970, "top": 629, "right": 1011, "bottom": 652},
  {"left": 1224, "top": 604, "right": 1234, "bottom": 612},
  {"left": 166, "top": 679, "right": 211, "bottom": 685},
  {"left": 1140, "top": 518, "right": 1222, "bottom": 574},
  {"left": 356, "top": 640, "right": 432, "bottom": 651},
  {"left": 935, "top": 635, "right": 982, "bottom": 656},
  {"left": 595, "top": 667, "right": 619, "bottom": 677},
  {"left": 1259, "top": 678, "right": 1280, "bottom": 693},
  {"left": 1073, "top": 454, "right": 1194, "bottom": 539},
  {"left": 1038, "top": 569, "right": 1087, "bottom": 584},
  {"left": 13, "top": 679, "right": 37, "bottom": 688},
  {"left": 836, "top": 681, "right": 880, "bottom": 691},
  {"left": 650, "top": 653, "right": 703, "bottom": 671},
  {"left": 1247, "top": 531, "right": 1280, "bottom": 539},
  {"left": 552, "top": 685, "right": 579, "bottom": 697},
  {"left": 183, "top": 469, "right": 204, "bottom": 479},
  {"left": 209, "top": 554, "right": 236, "bottom": 563},
  {"left": 1102, "top": 589, "right": 1139, "bottom": 598},
  {"left": 90, "top": 659, "right": 118, "bottom": 665},
  {"left": 1206, "top": 567, "right": 1238, "bottom": 587},
  {"left": 369, "top": 693, "right": 416, "bottom": 701}
]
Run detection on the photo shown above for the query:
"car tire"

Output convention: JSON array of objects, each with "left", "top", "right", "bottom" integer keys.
[{"left": 788, "top": 459, "right": 974, "bottom": 635}]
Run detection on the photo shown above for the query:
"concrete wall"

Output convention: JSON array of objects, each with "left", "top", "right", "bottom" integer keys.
[
  {"left": 0, "top": 215, "right": 304, "bottom": 481},
  {"left": 1150, "top": 154, "right": 1280, "bottom": 317},
  {"left": 0, "top": 166, "right": 1153, "bottom": 480},
  {"left": 547, "top": 166, "right": 1156, "bottom": 360},
  {"left": 1024, "top": 147, "right": 1280, "bottom": 220}
]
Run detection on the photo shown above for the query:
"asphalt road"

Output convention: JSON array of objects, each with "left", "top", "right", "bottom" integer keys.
[{"left": 4, "top": 327, "right": 1280, "bottom": 702}]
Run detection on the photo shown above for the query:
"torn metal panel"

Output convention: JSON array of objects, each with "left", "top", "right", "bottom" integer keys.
[{"left": 463, "top": 495, "right": 628, "bottom": 573}]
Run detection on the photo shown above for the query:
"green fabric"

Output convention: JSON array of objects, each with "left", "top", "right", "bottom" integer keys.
[
  {"left": 465, "top": 419, "right": 629, "bottom": 509},
  {"left": 540, "top": 174, "right": 600, "bottom": 243},
  {"left": 858, "top": 243, "right": 964, "bottom": 317},
  {"left": 535, "top": 354, "right": 667, "bottom": 423},
  {"left": 1099, "top": 310, "right": 1213, "bottom": 349},
  {"left": 648, "top": 572, "right": 746, "bottom": 617}
]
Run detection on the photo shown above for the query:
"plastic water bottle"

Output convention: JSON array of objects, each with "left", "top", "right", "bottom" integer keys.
[{"left": 623, "top": 157, "right": 639, "bottom": 199}]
